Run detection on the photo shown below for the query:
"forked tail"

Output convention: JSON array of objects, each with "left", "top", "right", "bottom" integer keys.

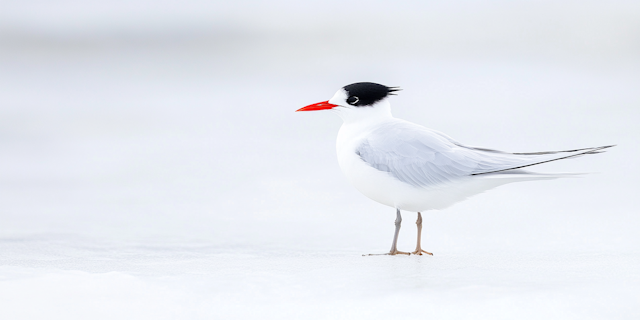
[{"left": 470, "top": 145, "right": 615, "bottom": 176}]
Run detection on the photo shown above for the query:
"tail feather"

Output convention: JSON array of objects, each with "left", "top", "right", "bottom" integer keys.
[
  {"left": 512, "top": 145, "right": 615, "bottom": 156},
  {"left": 471, "top": 145, "right": 615, "bottom": 176}
]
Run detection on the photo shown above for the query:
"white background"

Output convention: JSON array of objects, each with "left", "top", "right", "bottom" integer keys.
[{"left": 0, "top": 0, "right": 638, "bottom": 318}]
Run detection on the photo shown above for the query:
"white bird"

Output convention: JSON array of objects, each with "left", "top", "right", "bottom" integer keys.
[{"left": 297, "top": 82, "right": 612, "bottom": 256}]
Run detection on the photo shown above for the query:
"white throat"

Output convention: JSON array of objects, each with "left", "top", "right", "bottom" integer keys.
[{"left": 331, "top": 99, "right": 394, "bottom": 127}]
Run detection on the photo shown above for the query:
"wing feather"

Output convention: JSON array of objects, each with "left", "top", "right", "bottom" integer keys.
[{"left": 355, "top": 120, "right": 613, "bottom": 188}]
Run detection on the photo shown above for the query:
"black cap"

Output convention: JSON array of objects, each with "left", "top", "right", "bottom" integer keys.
[{"left": 343, "top": 82, "right": 400, "bottom": 107}]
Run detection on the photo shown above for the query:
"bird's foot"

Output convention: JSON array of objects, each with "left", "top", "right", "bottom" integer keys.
[
  {"left": 364, "top": 249, "right": 411, "bottom": 256},
  {"left": 411, "top": 249, "right": 433, "bottom": 256}
]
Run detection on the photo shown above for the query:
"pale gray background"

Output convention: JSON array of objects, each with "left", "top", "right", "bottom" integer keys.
[{"left": 0, "top": 0, "right": 638, "bottom": 319}]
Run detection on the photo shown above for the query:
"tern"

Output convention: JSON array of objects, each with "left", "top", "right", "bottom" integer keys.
[{"left": 297, "top": 82, "right": 612, "bottom": 256}]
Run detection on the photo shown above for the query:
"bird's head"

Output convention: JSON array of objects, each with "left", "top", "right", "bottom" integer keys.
[{"left": 297, "top": 82, "right": 400, "bottom": 123}]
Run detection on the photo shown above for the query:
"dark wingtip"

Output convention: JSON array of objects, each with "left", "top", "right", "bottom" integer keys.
[{"left": 588, "top": 145, "right": 616, "bottom": 154}]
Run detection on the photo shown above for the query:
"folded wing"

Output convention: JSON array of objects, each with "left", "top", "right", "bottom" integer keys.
[{"left": 355, "top": 120, "right": 613, "bottom": 188}]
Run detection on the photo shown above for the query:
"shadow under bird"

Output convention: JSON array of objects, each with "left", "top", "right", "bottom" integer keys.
[{"left": 297, "top": 82, "right": 613, "bottom": 256}]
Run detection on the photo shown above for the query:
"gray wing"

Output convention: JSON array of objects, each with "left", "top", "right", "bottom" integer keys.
[{"left": 355, "top": 121, "right": 612, "bottom": 188}]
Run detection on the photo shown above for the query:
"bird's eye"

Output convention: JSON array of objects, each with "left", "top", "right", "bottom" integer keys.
[{"left": 347, "top": 96, "right": 359, "bottom": 105}]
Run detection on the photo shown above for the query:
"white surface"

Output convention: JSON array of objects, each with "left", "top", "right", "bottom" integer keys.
[
  {"left": 0, "top": 238, "right": 638, "bottom": 319},
  {"left": 0, "top": 1, "right": 639, "bottom": 319}
]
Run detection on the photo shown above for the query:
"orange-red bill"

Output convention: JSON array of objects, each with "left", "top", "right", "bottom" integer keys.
[{"left": 296, "top": 100, "right": 338, "bottom": 112}]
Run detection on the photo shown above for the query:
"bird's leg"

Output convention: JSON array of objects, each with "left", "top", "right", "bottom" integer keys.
[
  {"left": 412, "top": 212, "right": 433, "bottom": 256},
  {"left": 366, "top": 209, "right": 410, "bottom": 256},
  {"left": 389, "top": 209, "right": 410, "bottom": 255}
]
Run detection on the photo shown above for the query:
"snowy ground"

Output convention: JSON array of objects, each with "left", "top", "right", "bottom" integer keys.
[
  {"left": 0, "top": 237, "right": 638, "bottom": 319},
  {"left": 1, "top": 1, "right": 639, "bottom": 319}
]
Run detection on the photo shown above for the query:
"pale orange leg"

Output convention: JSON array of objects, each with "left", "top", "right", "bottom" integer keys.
[
  {"left": 412, "top": 212, "right": 433, "bottom": 256},
  {"left": 366, "top": 209, "right": 410, "bottom": 256}
]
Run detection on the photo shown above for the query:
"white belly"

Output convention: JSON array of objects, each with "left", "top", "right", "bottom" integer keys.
[{"left": 338, "top": 148, "right": 471, "bottom": 211}]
